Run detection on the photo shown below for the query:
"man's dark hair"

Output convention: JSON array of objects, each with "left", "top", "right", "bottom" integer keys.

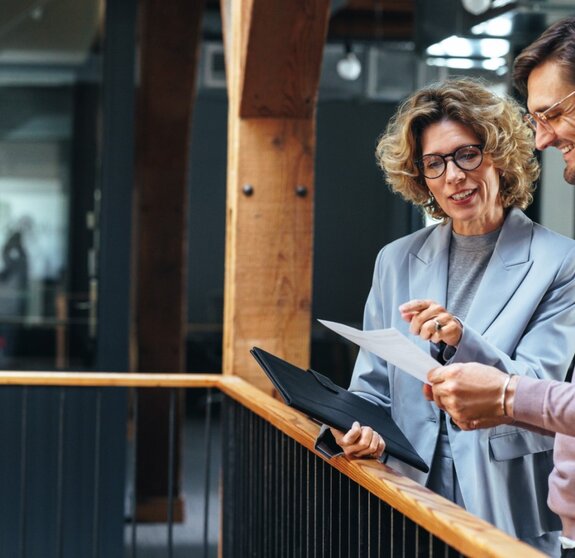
[{"left": 513, "top": 16, "right": 575, "bottom": 95}]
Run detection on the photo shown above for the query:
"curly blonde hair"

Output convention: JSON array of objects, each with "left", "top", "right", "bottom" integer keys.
[{"left": 375, "top": 77, "right": 539, "bottom": 221}]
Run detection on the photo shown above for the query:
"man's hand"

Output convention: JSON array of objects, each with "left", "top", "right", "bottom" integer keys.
[{"left": 423, "top": 363, "right": 517, "bottom": 428}]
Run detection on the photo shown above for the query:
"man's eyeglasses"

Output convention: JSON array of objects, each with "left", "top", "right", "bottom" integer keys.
[
  {"left": 524, "top": 90, "right": 575, "bottom": 134},
  {"left": 416, "top": 144, "right": 484, "bottom": 179}
]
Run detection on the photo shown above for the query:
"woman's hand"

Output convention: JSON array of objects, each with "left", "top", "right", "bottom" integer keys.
[
  {"left": 399, "top": 299, "right": 462, "bottom": 347},
  {"left": 330, "top": 421, "right": 386, "bottom": 460}
]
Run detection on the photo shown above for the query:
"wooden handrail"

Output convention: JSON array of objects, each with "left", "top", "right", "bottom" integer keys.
[
  {"left": 0, "top": 371, "right": 545, "bottom": 558},
  {"left": 0, "top": 371, "right": 221, "bottom": 388}
]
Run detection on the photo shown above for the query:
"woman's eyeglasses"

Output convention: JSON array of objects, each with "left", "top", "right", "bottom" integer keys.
[
  {"left": 416, "top": 144, "right": 484, "bottom": 179},
  {"left": 524, "top": 90, "right": 575, "bottom": 134}
]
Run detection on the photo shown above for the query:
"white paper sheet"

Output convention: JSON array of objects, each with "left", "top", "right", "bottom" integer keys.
[{"left": 318, "top": 319, "right": 439, "bottom": 383}]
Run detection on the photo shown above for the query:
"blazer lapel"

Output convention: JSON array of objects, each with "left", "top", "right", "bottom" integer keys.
[
  {"left": 409, "top": 221, "right": 451, "bottom": 308},
  {"left": 408, "top": 222, "right": 451, "bottom": 418},
  {"left": 464, "top": 208, "right": 534, "bottom": 334}
]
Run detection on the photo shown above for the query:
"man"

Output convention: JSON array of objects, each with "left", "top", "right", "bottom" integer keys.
[{"left": 426, "top": 16, "right": 575, "bottom": 558}]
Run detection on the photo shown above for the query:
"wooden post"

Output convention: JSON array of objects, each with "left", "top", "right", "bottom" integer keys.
[
  {"left": 132, "top": 0, "right": 204, "bottom": 522},
  {"left": 221, "top": 0, "right": 330, "bottom": 392}
]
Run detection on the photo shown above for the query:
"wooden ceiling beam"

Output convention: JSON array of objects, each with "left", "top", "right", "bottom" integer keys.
[
  {"left": 346, "top": 0, "right": 415, "bottom": 12},
  {"left": 328, "top": 0, "right": 414, "bottom": 42},
  {"left": 328, "top": 10, "right": 413, "bottom": 41},
  {"left": 237, "top": 0, "right": 331, "bottom": 118}
]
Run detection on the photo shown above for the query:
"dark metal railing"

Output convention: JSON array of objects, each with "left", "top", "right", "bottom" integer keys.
[
  {"left": 0, "top": 372, "right": 546, "bottom": 558},
  {"left": 222, "top": 398, "right": 463, "bottom": 558}
]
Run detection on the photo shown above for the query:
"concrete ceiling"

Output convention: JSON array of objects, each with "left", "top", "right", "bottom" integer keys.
[
  {"left": 0, "top": 0, "right": 572, "bottom": 66},
  {"left": 0, "top": 0, "right": 102, "bottom": 65}
]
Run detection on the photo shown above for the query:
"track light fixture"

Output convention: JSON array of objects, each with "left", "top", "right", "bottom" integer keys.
[
  {"left": 461, "top": 0, "right": 492, "bottom": 16},
  {"left": 336, "top": 42, "right": 362, "bottom": 81}
]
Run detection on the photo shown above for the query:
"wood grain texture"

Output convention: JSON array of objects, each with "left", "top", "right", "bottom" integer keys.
[
  {"left": 328, "top": 0, "right": 414, "bottom": 41},
  {"left": 0, "top": 371, "right": 220, "bottom": 387},
  {"left": 0, "top": 371, "right": 547, "bottom": 557},
  {"left": 222, "top": 1, "right": 330, "bottom": 391},
  {"left": 347, "top": 0, "right": 415, "bottom": 11},
  {"left": 239, "top": 0, "right": 331, "bottom": 118},
  {"left": 132, "top": 0, "right": 205, "bottom": 521},
  {"left": 223, "top": 117, "right": 315, "bottom": 391},
  {"left": 133, "top": 0, "right": 203, "bottom": 373}
]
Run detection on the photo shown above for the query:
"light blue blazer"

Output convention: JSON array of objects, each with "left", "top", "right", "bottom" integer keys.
[{"left": 349, "top": 208, "right": 575, "bottom": 539}]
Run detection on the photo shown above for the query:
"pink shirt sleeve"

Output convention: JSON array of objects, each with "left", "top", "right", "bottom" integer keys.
[{"left": 513, "top": 375, "right": 575, "bottom": 437}]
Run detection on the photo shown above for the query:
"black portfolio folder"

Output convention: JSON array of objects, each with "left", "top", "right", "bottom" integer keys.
[{"left": 251, "top": 346, "right": 428, "bottom": 473}]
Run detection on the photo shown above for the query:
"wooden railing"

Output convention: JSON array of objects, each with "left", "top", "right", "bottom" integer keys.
[{"left": 0, "top": 371, "right": 545, "bottom": 558}]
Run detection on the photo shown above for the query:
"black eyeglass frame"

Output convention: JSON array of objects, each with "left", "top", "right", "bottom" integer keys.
[{"left": 415, "top": 144, "right": 484, "bottom": 179}]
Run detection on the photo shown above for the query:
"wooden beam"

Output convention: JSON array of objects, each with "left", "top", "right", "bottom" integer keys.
[
  {"left": 327, "top": 10, "right": 413, "bottom": 41},
  {"left": 224, "top": 118, "right": 315, "bottom": 390},
  {"left": 347, "top": 0, "right": 415, "bottom": 11},
  {"left": 239, "top": 0, "right": 330, "bottom": 118},
  {"left": 327, "top": 0, "right": 415, "bottom": 42},
  {"left": 132, "top": 0, "right": 204, "bottom": 522},
  {"left": 223, "top": 0, "right": 330, "bottom": 392},
  {"left": 134, "top": 0, "right": 203, "bottom": 374}
]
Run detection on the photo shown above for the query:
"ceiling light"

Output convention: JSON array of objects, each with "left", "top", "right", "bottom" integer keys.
[
  {"left": 482, "top": 57, "right": 506, "bottom": 71},
  {"left": 426, "top": 58, "right": 475, "bottom": 70},
  {"left": 30, "top": 7, "right": 44, "bottom": 20},
  {"left": 427, "top": 36, "right": 474, "bottom": 58},
  {"left": 461, "top": 0, "right": 492, "bottom": 15},
  {"left": 337, "top": 44, "right": 362, "bottom": 81},
  {"left": 471, "top": 14, "right": 513, "bottom": 36},
  {"left": 479, "top": 38, "right": 509, "bottom": 58}
]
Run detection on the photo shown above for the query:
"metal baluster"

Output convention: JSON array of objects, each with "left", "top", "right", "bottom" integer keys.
[
  {"left": 259, "top": 415, "right": 264, "bottom": 557},
  {"left": 256, "top": 414, "right": 261, "bottom": 558},
  {"left": 402, "top": 513, "right": 406, "bottom": 556},
  {"left": 390, "top": 505, "right": 394, "bottom": 558},
  {"left": 357, "top": 485, "right": 361, "bottom": 557},
  {"left": 203, "top": 388, "right": 213, "bottom": 558},
  {"left": 316, "top": 451, "right": 323, "bottom": 558},
  {"left": 275, "top": 427, "right": 280, "bottom": 558},
  {"left": 329, "top": 465, "right": 333, "bottom": 558},
  {"left": 18, "top": 387, "right": 28, "bottom": 558},
  {"left": 167, "top": 388, "right": 176, "bottom": 557},
  {"left": 92, "top": 388, "right": 102, "bottom": 558},
  {"left": 337, "top": 471, "right": 342, "bottom": 558},
  {"left": 264, "top": 420, "right": 269, "bottom": 558},
  {"left": 377, "top": 499, "right": 382, "bottom": 558},
  {"left": 367, "top": 490, "right": 371, "bottom": 557},
  {"left": 56, "top": 389, "right": 66, "bottom": 558},
  {"left": 131, "top": 388, "right": 139, "bottom": 558}
]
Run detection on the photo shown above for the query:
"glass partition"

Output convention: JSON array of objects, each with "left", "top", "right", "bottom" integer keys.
[{"left": 0, "top": 0, "right": 103, "bottom": 369}]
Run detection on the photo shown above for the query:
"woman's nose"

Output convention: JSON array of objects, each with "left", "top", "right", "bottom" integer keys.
[{"left": 445, "top": 159, "right": 464, "bottom": 182}]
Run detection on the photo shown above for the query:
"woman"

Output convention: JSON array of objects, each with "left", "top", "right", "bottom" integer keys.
[{"left": 316, "top": 78, "right": 575, "bottom": 554}]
